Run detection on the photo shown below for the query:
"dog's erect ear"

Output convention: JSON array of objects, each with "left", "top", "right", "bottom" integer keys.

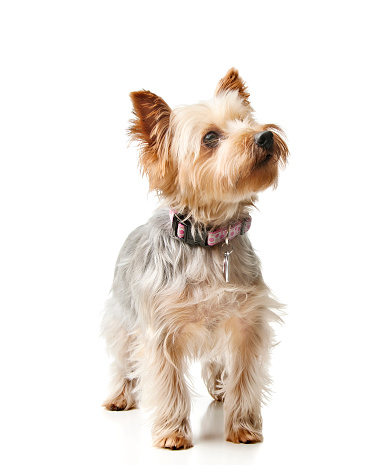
[
  {"left": 215, "top": 68, "right": 250, "bottom": 104},
  {"left": 129, "top": 90, "right": 171, "bottom": 148},
  {"left": 129, "top": 90, "right": 175, "bottom": 193}
]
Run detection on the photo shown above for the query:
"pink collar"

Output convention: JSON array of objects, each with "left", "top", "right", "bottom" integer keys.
[{"left": 169, "top": 209, "right": 251, "bottom": 247}]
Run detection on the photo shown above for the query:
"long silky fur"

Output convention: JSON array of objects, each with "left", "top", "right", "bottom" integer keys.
[{"left": 102, "top": 209, "right": 283, "bottom": 444}]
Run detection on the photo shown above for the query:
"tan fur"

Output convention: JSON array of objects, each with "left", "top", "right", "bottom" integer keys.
[
  {"left": 129, "top": 87, "right": 287, "bottom": 226},
  {"left": 129, "top": 91, "right": 177, "bottom": 196},
  {"left": 215, "top": 67, "right": 251, "bottom": 104},
  {"left": 102, "top": 69, "right": 289, "bottom": 449}
]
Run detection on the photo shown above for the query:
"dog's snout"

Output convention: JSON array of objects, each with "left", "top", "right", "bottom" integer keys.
[{"left": 254, "top": 131, "right": 274, "bottom": 150}]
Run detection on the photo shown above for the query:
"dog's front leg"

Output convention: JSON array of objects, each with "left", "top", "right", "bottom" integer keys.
[
  {"left": 223, "top": 313, "right": 272, "bottom": 444},
  {"left": 141, "top": 337, "right": 193, "bottom": 450}
]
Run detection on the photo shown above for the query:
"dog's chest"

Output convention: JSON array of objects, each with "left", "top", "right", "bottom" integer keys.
[{"left": 165, "top": 242, "right": 259, "bottom": 329}]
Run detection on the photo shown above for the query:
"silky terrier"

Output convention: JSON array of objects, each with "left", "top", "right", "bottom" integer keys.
[{"left": 102, "top": 68, "right": 289, "bottom": 449}]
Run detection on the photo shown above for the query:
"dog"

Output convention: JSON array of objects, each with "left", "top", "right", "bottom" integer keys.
[{"left": 101, "top": 68, "right": 289, "bottom": 449}]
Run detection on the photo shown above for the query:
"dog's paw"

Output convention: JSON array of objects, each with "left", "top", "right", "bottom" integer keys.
[
  {"left": 156, "top": 433, "right": 193, "bottom": 450},
  {"left": 103, "top": 391, "right": 135, "bottom": 411},
  {"left": 210, "top": 391, "right": 224, "bottom": 402},
  {"left": 226, "top": 427, "right": 263, "bottom": 444}
]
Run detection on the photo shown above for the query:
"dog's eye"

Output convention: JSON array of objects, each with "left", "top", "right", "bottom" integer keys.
[{"left": 202, "top": 131, "right": 221, "bottom": 148}]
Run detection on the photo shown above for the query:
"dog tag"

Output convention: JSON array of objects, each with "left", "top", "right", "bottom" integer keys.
[
  {"left": 221, "top": 242, "right": 233, "bottom": 283},
  {"left": 223, "top": 251, "right": 231, "bottom": 282}
]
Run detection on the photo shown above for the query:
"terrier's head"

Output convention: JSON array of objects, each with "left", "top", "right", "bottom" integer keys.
[{"left": 129, "top": 68, "right": 288, "bottom": 225}]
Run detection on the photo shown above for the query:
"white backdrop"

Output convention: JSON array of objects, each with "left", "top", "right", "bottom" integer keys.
[{"left": 1, "top": 1, "right": 369, "bottom": 464}]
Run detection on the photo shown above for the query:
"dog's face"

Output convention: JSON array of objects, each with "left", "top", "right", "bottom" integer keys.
[{"left": 130, "top": 68, "right": 288, "bottom": 224}]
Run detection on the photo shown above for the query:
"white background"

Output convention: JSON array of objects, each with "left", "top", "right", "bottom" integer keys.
[{"left": 1, "top": 1, "right": 370, "bottom": 464}]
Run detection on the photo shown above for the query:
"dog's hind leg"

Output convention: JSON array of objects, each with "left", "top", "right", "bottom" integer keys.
[
  {"left": 201, "top": 359, "right": 226, "bottom": 402},
  {"left": 101, "top": 298, "right": 138, "bottom": 411},
  {"left": 103, "top": 359, "right": 137, "bottom": 411}
]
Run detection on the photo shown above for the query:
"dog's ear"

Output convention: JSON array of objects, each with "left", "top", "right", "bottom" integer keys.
[
  {"left": 129, "top": 91, "right": 175, "bottom": 193},
  {"left": 129, "top": 90, "right": 171, "bottom": 148},
  {"left": 215, "top": 68, "right": 250, "bottom": 104}
]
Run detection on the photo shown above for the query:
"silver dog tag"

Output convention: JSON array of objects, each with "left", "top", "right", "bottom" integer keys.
[
  {"left": 223, "top": 251, "right": 231, "bottom": 282},
  {"left": 221, "top": 242, "right": 233, "bottom": 283}
]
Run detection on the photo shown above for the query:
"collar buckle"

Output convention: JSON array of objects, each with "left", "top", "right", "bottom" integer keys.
[{"left": 171, "top": 214, "right": 208, "bottom": 247}]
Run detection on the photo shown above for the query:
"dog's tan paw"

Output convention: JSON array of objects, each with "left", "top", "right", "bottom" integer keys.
[
  {"left": 156, "top": 433, "right": 193, "bottom": 450},
  {"left": 103, "top": 391, "right": 135, "bottom": 411},
  {"left": 226, "top": 428, "right": 263, "bottom": 444},
  {"left": 210, "top": 392, "right": 224, "bottom": 402}
]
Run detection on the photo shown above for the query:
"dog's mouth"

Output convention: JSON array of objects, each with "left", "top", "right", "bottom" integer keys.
[
  {"left": 254, "top": 153, "right": 274, "bottom": 169},
  {"left": 235, "top": 153, "right": 275, "bottom": 187}
]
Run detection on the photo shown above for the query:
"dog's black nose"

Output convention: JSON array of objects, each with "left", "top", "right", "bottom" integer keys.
[{"left": 254, "top": 131, "right": 274, "bottom": 149}]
